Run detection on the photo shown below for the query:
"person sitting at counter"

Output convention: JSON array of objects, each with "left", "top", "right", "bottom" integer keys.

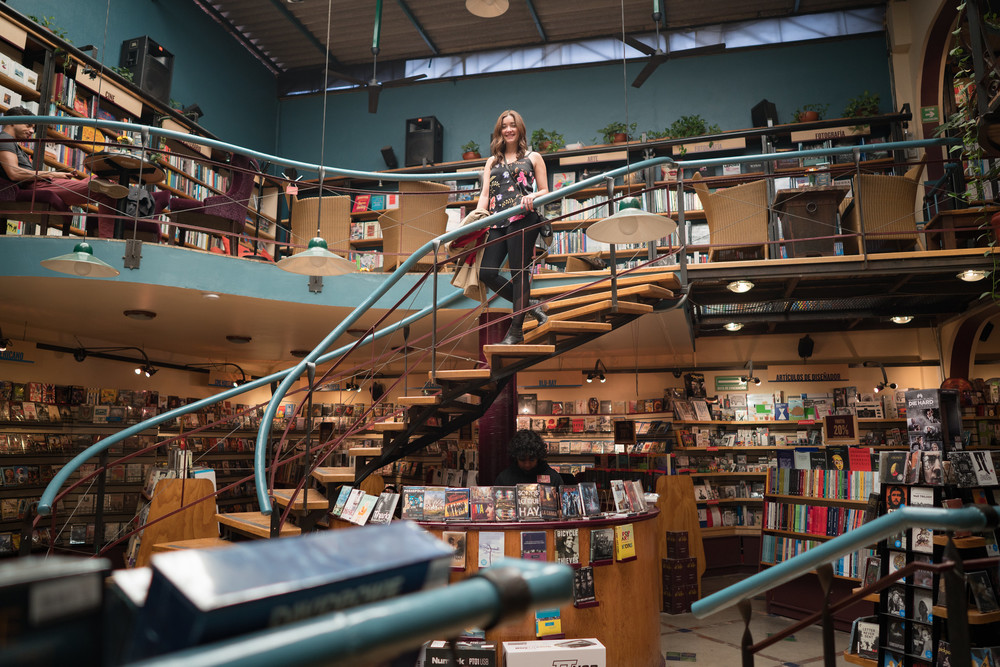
[
  {"left": 494, "top": 429, "right": 564, "bottom": 486},
  {"left": 0, "top": 106, "right": 129, "bottom": 234}
]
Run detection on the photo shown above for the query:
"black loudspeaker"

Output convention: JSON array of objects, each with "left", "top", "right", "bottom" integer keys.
[
  {"left": 751, "top": 99, "right": 778, "bottom": 128},
  {"left": 381, "top": 145, "right": 398, "bottom": 169},
  {"left": 405, "top": 116, "right": 442, "bottom": 167},
  {"left": 119, "top": 36, "right": 173, "bottom": 105},
  {"left": 797, "top": 334, "right": 814, "bottom": 359}
]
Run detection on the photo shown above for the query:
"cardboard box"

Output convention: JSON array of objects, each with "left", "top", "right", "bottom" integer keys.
[
  {"left": 419, "top": 640, "right": 497, "bottom": 666},
  {"left": 503, "top": 638, "right": 605, "bottom": 667}
]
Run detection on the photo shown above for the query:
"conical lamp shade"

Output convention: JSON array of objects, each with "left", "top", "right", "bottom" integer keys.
[
  {"left": 466, "top": 0, "right": 509, "bottom": 18},
  {"left": 276, "top": 237, "right": 355, "bottom": 276},
  {"left": 586, "top": 196, "right": 677, "bottom": 244},
  {"left": 40, "top": 242, "right": 119, "bottom": 277}
]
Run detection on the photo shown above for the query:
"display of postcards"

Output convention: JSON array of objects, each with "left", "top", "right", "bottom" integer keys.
[
  {"left": 862, "top": 556, "right": 881, "bottom": 587},
  {"left": 469, "top": 486, "right": 495, "bottom": 522},
  {"left": 442, "top": 531, "right": 467, "bottom": 569},
  {"left": 922, "top": 451, "right": 944, "bottom": 486},
  {"left": 912, "top": 526, "right": 934, "bottom": 554},
  {"left": 880, "top": 451, "right": 907, "bottom": 483},
  {"left": 559, "top": 485, "right": 583, "bottom": 519},
  {"left": 949, "top": 451, "right": 979, "bottom": 487},
  {"left": 903, "top": 450, "right": 922, "bottom": 484},
  {"left": 909, "top": 622, "right": 933, "bottom": 660},
  {"left": 351, "top": 494, "right": 378, "bottom": 525},
  {"left": 572, "top": 565, "right": 597, "bottom": 606},
  {"left": 478, "top": 531, "right": 504, "bottom": 568},
  {"left": 520, "top": 530, "right": 547, "bottom": 560},
  {"left": 554, "top": 528, "right": 580, "bottom": 565},
  {"left": 422, "top": 487, "right": 446, "bottom": 521},
  {"left": 672, "top": 399, "right": 697, "bottom": 421},
  {"left": 912, "top": 588, "right": 933, "bottom": 622},
  {"left": 969, "top": 570, "right": 1000, "bottom": 613},
  {"left": 493, "top": 486, "right": 517, "bottom": 521},
  {"left": 971, "top": 450, "right": 999, "bottom": 485},
  {"left": 885, "top": 617, "right": 906, "bottom": 651},
  {"left": 885, "top": 485, "right": 908, "bottom": 511},
  {"left": 339, "top": 487, "right": 365, "bottom": 521},
  {"left": 887, "top": 550, "right": 907, "bottom": 581},
  {"left": 516, "top": 484, "right": 541, "bottom": 520},
  {"left": 886, "top": 584, "right": 906, "bottom": 616},
  {"left": 589, "top": 526, "right": 615, "bottom": 563},
  {"left": 912, "top": 555, "right": 934, "bottom": 588},
  {"left": 539, "top": 484, "right": 559, "bottom": 520},
  {"left": 610, "top": 479, "right": 630, "bottom": 513},
  {"left": 369, "top": 492, "right": 399, "bottom": 525},
  {"left": 579, "top": 482, "right": 601, "bottom": 516}
]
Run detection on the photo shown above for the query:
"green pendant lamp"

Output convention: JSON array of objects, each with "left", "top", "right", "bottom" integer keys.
[
  {"left": 40, "top": 242, "right": 120, "bottom": 277},
  {"left": 276, "top": 237, "right": 356, "bottom": 275},
  {"left": 586, "top": 196, "right": 676, "bottom": 244}
]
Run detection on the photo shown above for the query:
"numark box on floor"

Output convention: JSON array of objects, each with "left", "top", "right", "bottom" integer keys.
[
  {"left": 503, "top": 638, "right": 606, "bottom": 667},
  {"left": 128, "top": 521, "right": 453, "bottom": 659}
]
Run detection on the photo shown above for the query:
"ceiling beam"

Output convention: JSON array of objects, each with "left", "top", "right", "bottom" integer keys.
[
  {"left": 265, "top": 0, "right": 351, "bottom": 72},
  {"left": 395, "top": 0, "right": 439, "bottom": 55},
  {"left": 525, "top": 0, "right": 548, "bottom": 42},
  {"left": 189, "top": 0, "right": 282, "bottom": 75}
]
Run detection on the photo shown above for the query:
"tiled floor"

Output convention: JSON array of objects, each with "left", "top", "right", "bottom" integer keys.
[{"left": 661, "top": 575, "right": 852, "bottom": 666}]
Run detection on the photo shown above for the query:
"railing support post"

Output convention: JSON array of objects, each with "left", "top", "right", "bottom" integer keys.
[
  {"left": 431, "top": 241, "right": 440, "bottom": 383},
  {"left": 944, "top": 534, "right": 972, "bottom": 667},
  {"left": 605, "top": 177, "right": 618, "bottom": 309},
  {"left": 816, "top": 563, "right": 835, "bottom": 667},
  {"left": 94, "top": 449, "right": 108, "bottom": 556},
  {"left": 738, "top": 597, "right": 754, "bottom": 667}
]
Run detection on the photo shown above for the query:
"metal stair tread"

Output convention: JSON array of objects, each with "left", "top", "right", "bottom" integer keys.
[
  {"left": 216, "top": 511, "right": 301, "bottom": 538},
  {"left": 272, "top": 487, "right": 330, "bottom": 510},
  {"left": 522, "top": 319, "right": 612, "bottom": 344},
  {"left": 398, "top": 395, "right": 441, "bottom": 406},
  {"left": 523, "top": 299, "right": 652, "bottom": 331},
  {"left": 530, "top": 271, "right": 680, "bottom": 298},
  {"left": 312, "top": 466, "right": 355, "bottom": 483},
  {"left": 482, "top": 343, "right": 556, "bottom": 357},
  {"left": 541, "top": 284, "right": 674, "bottom": 312},
  {"left": 429, "top": 368, "right": 493, "bottom": 381}
]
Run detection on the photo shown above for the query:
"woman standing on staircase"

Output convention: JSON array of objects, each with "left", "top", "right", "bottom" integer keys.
[{"left": 475, "top": 109, "right": 549, "bottom": 345}]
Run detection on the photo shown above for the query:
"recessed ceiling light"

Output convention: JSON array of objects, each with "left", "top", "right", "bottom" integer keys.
[
  {"left": 202, "top": 292, "right": 220, "bottom": 300},
  {"left": 957, "top": 269, "right": 988, "bottom": 282},
  {"left": 724, "top": 322, "right": 744, "bottom": 332},
  {"left": 123, "top": 309, "right": 156, "bottom": 320},
  {"left": 727, "top": 280, "right": 754, "bottom": 293},
  {"left": 226, "top": 335, "right": 252, "bottom": 344},
  {"left": 891, "top": 316, "right": 913, "bottom": 325}
]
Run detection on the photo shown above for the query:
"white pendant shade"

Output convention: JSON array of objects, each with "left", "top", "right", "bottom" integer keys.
[
  {"left": 466, "top": 0, "right": 509, "bottom": 18},
  {"left": 275, "top": 237, "right": 355, "bottom": 276},
  {"left": 585, "top": 196, "right": 677, "bottom": 244},
  {"left": 40, "top": 242, "right": 120, "bottom": 278}
]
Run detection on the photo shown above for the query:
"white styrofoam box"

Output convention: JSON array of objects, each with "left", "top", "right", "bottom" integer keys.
[
  {"left": 502, "top": 638, "right": 606, "bottom": 667},
  {"left": 0, "top": 54, "right": 11, "bottom": 78},
  {"left": 11, "top": 61, "right": 25, "bottom": 83},
  {"left": 24, "top": 68, "right": 37, "bottom": 89},
  {"left": 0, "top": 86, "right": 21, "bottom": 109},
  {"left": 21, "top": 100, "right": 37, "bottom": 114}
]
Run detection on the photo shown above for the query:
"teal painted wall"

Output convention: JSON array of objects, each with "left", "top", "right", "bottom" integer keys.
[
  {"left": 8, "top": 0, "right": 278, "bottom": 154},
  {"left": 277, "top": 34, "right": 894, "bottom": 172}
]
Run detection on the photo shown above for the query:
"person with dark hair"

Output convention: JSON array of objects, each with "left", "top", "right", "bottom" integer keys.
[
  {"left": 0, "top": 106, "right": 129, "bottom": 234},
  {"left": 494, "top": 429, "right": 564, "bottom": 486},
  {"left": 475, "top": 109, "right": 549, "bottom": 345}
]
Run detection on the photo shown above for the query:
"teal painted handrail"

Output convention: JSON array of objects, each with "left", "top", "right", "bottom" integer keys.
[
  {"left": 127, "top": 558, "right": 572, "bottom": 667},
  {"left": 36, "top": 289, "right": 466, "bottom": 516},
  {"left": 691, "top": 505, "right": 998, "bottom": 619}
]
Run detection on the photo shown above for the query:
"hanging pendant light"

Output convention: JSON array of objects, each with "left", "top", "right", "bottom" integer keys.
[
  {"left": 585, "top": 196, "right": 676, "bottom": 244},
  {"left": 40, "top": 242, "right": 119, "bottom": 277},
  {"left": 466, "top": 0, "right": 509, "bottom": 18},
  {"left": 276, "top": 237, "right": 355, "bottom": 275}
]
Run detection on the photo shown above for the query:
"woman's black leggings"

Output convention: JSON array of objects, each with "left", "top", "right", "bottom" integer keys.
[{"left": 479, "top": 216, "right": 540, "bottom": 325}]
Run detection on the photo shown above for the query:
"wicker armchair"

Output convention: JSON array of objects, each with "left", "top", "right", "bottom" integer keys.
[
  {"left": 690, "top": 172, "right": 769, "bottom": 261},
  {"left": 839, "top": 162, "right": 924, "bottom": 253},
  {"left": 289, "top": 192, "right": 352, "bottom": 257},
  {"left": 377, "top": 180, "right": 450, "bottom": 271}
]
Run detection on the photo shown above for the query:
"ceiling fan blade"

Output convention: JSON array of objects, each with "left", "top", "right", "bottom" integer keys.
[
  {"left": 621, "top": 35, "right": 657, "bottom": 57},
  {"left": 631, "top": 55, "right": 666, "bottom": 88},
  {"left": 368, "top": 83, "right": 383, "bottom": 114},
  {"left": 326, "top": 69, "right": 368, "bottom": 87},
  {"left": 381, "top": 73, "right": 428, "bottom": 88},
  {"left": 670, "top": 43, "right": 726, "bottom": 58}
]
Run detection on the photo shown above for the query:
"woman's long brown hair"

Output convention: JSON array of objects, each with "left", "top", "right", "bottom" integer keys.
[{"left": 489, "top": 109, "right": 528, "bottom": 163}]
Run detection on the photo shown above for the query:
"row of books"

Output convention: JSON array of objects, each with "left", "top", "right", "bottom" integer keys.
[
  {"left": 674, "top": 453, "right": 769, "bottom": 474},
  {"left": 698, "top": 504, "right": 762, "bottom": 529},
  {"left": 349, "top": 221, "right": 382, "bottom": 241},
  {"left": 348, "top": 250, "right": 384, "bottom": 271},
  {"left": 0, "top": 432, "right": 155, "bottom": 455},
  {"left": 693, "top": 480, "right": 765, "bottom": 501},
  {"left": 517, "top": 396, "right": 667, "bottom": 415},
  {"left": 762, "top": 501, "right": 868, "bottom": 536},
  {"left": 766, "top": 467, "right": 881, "bottom": 500},
  {"left": 160, "top": 152, "right": 228, "bottom": 192},
  {"left": 516, "top": 416, "right": 614, "bottom": 434},
  {"left": 399, "top": 479, "right": 647, "bottom": 523},
  {"left": 879, "top": 449, "right": 1000, "bottom": 487},
  {"left": 350, "top": 193, "right": 399, "bottom": 212},
  {"left": 761, "top": 534, "right": 874, "bottom": 579}
]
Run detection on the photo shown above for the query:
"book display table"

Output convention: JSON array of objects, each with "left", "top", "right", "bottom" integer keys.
[{"left": 418, "top": 508, "right": 661, "bottom": 667}]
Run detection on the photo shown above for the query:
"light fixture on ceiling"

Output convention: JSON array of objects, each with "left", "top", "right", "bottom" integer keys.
[
  {"left": 585, "top": 359, "right": 608, "bottom": 384},
  {"left": 0, "top": 329, "right": 10, "bottom": 352},
  {"left": 226, "top": 335, "right": 252, "bottom": 344},
  {"left": 135, "top": 363, "right": 158, "bottom": 378},
  {"left": 276, "top": 236, "right": 356, "bottom": 276},
  {"left": 123, "top": 309, "right": 157, "bottom": 321},
  {"left": 890, "top": 316, "right": 913, "bottom": 325},
  {"left": 724, "top": 322, "right": 743, "bottom": 332},
  {"left": 466, "top": 0, "right": 509, "bottom": 18},
  {"left": 186, "top": 361, "right": 247, "bottom": 387},
  {"left": 40, "top": 242, "right": 119, "bottom": 278},
  {"left": 727, "top": 279, "right": 754, "bottom": 293},
  {"left": 957, "top": 269, "right": 989, "bottom": 282},
  {"left": 869, "top": 361, "right": 897, "bottom": 393},
  {"left": 585, "top": 196, "right": 677, "bottom": 244},
  {"left": 740, "top": 361, "right": 761, "bottom": 387},
  {"left": 202, "top": 292, "right": 221, "bottom": 300},
  {"left": 73, "top": 346, "right": 156, "bottom": 377}
]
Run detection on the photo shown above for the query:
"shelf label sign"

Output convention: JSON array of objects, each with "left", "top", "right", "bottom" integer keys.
[
  {"left": 715, "top": 376, "right": 747, "bottom": 391},
  {"left": 920, "top": 106, "right": 940, "bottom": 123},
  {"left": 768, "top": 364, "right": 850, "bottom": 383}
]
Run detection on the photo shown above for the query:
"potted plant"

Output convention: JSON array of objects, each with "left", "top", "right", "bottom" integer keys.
[
  {"left": 644, "top": 129, "right": 670, "bottom": 140},
  {"left": 793, "top": 103, "right": 829, "bottom": 122},
  {"left": 598, "top": 121, "right": 637, "bottom": 145},
  {"left": 530, "top": 128, "right": 565, "bottom": 153},
  {"left": 667, "top": 115, "right": 721, "bottom": 139},
  {"left": 461, "top": 140, "right": 481, "bottom": 160},
  {"left": 843, "top": 90, "right": 880, "bottom": 119}
]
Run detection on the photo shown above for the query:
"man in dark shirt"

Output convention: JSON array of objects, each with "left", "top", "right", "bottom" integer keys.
[
  {"left": 0, "top": 106, "right": 128, "bottom": 234},
  {"left": 494, "top": 429, "right": 564, "bottom": 486}
]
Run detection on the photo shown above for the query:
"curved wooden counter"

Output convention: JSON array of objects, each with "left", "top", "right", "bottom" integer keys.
[{"left": 419, "top": 508, "right": 662, "bottom": 667}]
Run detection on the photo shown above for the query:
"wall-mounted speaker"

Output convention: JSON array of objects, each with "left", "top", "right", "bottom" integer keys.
[
  {"left": 797, "top": 334, "right": 814, "bottom": 359},
  {"left": 751, "top": 99, "right": 778, "bottom": 128},
  {"left": 405, "top": 116, "right": 442, "bottom": 167},
  {"left": 119, "top": 36, "right": 173, "bottom": 105},
  {"left": 381, "top": 145, "right": 398, "bottom": 169}
]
